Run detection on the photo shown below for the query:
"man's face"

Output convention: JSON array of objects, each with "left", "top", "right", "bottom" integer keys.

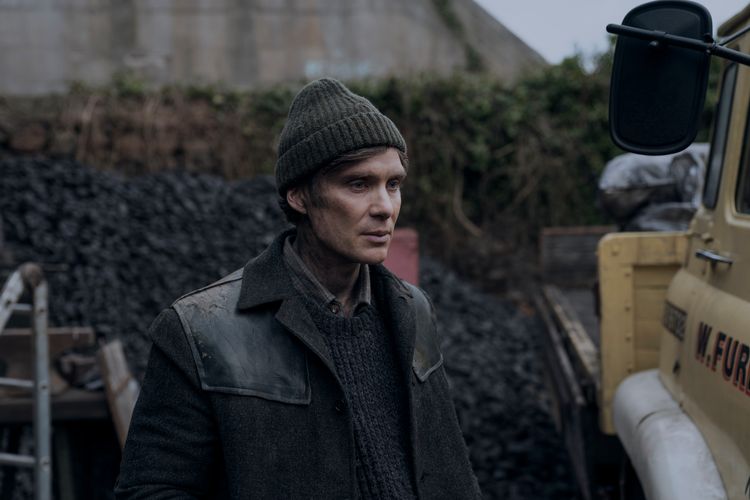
[{"left": 293, "top": 148, "right": 406, "bottom": 266}]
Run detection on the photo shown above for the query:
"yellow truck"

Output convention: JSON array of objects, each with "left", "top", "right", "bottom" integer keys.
[{"left": 539, "top": 2, "right": 750, "bottom": 499}]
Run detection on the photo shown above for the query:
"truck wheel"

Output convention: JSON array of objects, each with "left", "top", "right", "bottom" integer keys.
[{"left": 619, "top": 457, "right": 646, "bottom": 500}]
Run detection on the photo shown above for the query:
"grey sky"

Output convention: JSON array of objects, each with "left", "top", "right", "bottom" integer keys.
[{"left": 473, "top": 1, "right": 743, "bottom": 63}]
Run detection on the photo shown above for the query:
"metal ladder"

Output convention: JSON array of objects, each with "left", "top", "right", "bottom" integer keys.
[{"left": 0, "top": 263, "right": 51, "bottom": 500}]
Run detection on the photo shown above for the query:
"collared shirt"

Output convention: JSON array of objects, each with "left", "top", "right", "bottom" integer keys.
[{"left": 283, "top": 235, "right": 371, "bottom": 317}]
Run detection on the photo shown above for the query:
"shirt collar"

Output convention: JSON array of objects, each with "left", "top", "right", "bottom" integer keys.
[{"left": 282, "top": 235, "right": 371, "bottom": 316}]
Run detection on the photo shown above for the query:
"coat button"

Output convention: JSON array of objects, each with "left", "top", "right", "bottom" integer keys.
[{"left": 334, "top": 399, "right": 347, "bottom": 413}]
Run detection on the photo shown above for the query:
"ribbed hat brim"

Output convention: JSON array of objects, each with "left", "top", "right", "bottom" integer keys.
[{"left": 276, "top": 111, "right": 406, "bottom": 195}]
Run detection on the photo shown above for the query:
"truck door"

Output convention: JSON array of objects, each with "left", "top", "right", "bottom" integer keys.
[{"left": 675, "top": 57, "right": 750, "bottom": 500}]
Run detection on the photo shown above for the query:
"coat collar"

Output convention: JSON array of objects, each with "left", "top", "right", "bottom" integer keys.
[
  {"left": 237, "top": 229, "right": 414, "bottom": 310},
  {"left": 236, "top": 228, "right": 298, "bottom": 310},
  {"left": 236, "top": 229, "right": 339, "bottom": 378},
  {"left": 235, "top": 229, "right": 420, "bottom": 382},
  {"left": 370, "top": 264, "right": 416, "bottom": 378}
]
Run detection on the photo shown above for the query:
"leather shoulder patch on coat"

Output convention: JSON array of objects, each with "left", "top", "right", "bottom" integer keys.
[
  {"left": 172, "top": 270, "right": 310, "bottom": 405},
  {"left": 406, "top": 283, "right": 444, "bottom": 382}
]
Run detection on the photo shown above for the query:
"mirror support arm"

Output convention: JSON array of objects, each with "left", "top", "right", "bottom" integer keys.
[
  {"left": 607, "top": 24, "right": 750, "bottom": 67},
  {"left": 718, "top": 24, "right": 750, "bottom": 47}
]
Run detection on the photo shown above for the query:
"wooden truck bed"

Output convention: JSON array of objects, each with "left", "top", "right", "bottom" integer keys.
[{"left": 536, "top": 227, "right": 688, "bottom": 499}]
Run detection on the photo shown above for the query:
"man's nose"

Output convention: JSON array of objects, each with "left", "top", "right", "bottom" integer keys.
[{"left": 369, "top": 185, "right": 395, "bottom": 218}]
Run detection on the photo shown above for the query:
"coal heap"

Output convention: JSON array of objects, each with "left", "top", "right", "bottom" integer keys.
[
  {"left": 1, "top": 157, "right": 286, "bottom": 374},
  {"left": 0, "top": 157, "right": 576, "bottom": 498},
  {"left": 422, "top": 260, "right": 577, "bottom": 498}
]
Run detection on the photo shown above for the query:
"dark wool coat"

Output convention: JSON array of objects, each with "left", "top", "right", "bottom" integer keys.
[{"left": 115, "top": 232, "right": 482, "bottom": 499}]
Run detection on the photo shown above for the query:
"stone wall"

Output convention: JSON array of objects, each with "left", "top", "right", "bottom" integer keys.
[{"left": 0, "top": 0, "right": 544, "bottom": 95}]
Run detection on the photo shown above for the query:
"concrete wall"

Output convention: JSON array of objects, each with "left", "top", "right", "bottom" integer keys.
[{"left": 0, "top": 0, "right": 544, "bottom": 95}]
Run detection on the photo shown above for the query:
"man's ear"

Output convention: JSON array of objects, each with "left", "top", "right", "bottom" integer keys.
[{"left": 286, "top": 187, "right": 308, "bottom": 215}]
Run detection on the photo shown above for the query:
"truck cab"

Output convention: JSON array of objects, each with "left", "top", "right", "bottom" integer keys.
[
  {"left": 638, "top": 5, "right": 750, "bottom": 498},
  {"left": 540, "top": 3, "right": 750, "bottom": 499}
]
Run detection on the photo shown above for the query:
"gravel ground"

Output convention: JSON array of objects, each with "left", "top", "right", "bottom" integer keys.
[{"left": 0, "top": 156, "right": 577, "bottom": 499}]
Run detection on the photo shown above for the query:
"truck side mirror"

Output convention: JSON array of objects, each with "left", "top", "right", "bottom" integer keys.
[{"left": 609, "top": 1, "right": 712, "bottom": 155}]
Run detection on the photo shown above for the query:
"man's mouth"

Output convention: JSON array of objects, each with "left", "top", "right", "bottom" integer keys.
[{"left": 363, "top": 230, "right": 391, "bottom": 243}]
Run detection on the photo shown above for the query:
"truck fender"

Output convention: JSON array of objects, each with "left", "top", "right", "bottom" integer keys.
[{"left": 612, "top": 369, "right": 726, "bottom": 500}]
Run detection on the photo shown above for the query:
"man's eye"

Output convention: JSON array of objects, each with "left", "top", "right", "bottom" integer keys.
[
  {"left": 349, "top": 180, "right": 367, "bottom": 190},
  {"left": 387, "top": 179, "right": 401, "bottom": 191}
]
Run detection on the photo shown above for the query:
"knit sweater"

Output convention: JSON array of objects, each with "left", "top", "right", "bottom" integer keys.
[{"left": 304, "top": 300, "right": 416, "bottom": 500}]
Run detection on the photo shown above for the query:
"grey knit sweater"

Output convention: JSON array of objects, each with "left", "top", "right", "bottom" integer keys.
[{"left": 305, "top": 300, "right": 416, "bottom": 499}]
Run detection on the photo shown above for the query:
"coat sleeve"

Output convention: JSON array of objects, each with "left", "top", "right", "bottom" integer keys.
[{"left": 115, "top": 308, "right": 223, "bottom": 499}]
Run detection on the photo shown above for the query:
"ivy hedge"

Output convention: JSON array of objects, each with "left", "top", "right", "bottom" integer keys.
[{"left": 0, "top": 49, "right": 720, "bottom": 284}]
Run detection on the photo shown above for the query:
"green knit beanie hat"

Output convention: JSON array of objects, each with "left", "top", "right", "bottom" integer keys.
[{"left": 275, "top": 78, "right": 407, "bottom": 195}]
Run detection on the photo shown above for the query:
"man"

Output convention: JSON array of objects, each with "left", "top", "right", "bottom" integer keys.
[{"left": 116, "top": 78, "right": 481, "bottom": 499}]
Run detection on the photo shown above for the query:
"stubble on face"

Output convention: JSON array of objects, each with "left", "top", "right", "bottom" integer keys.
[{"left": 293, "top": 148, "right": 406, "bottom": 286}]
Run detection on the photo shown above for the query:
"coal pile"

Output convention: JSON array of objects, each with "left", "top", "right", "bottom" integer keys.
[
  {"left": 0, "top": 157, "right": 287, "bottom": 374},
  {"left": 0, "top": 156, "right": 576, "bottom": 498},
  {"left": 421, "top": 260, "right": 577, "bottom": 498}
]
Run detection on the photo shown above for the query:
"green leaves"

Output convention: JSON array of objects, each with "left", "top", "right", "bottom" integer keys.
[{"left": 348, "top": 60, "right": 616, "bottom": 249}]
